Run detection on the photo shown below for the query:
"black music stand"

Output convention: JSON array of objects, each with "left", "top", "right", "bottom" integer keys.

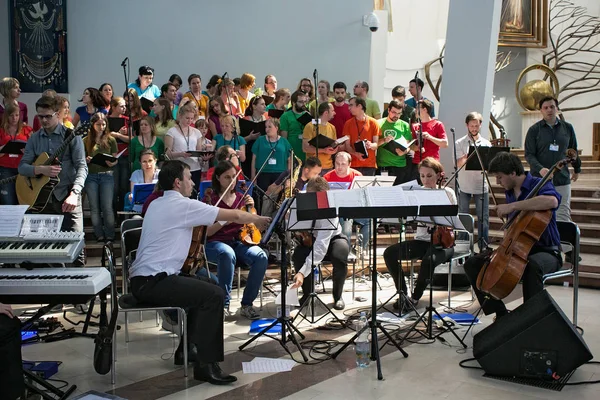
[
  {"left": 289, "top": 197, "right": 344, "bottom": 325},
  {"left": 466, "top": 146, "right": 509, "bottom": 250},
  {"left": 332, "top": 205, "right": 417, "bottom": 380},
  {"left": 238, "top": 198, "right": 308, "bottom": 361},
  {"left": 398, "top": 205, "right": 468, "bottom": 348}
]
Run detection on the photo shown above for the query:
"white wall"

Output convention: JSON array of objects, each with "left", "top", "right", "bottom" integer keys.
[
  {"left": 67, "top": 0, "right": 372, "bottom": 102},
  {"left": 2, "top": 0, "right": 373, "bottom": 115}
]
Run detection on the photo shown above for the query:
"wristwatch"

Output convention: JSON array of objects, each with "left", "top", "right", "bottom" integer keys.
[{"left": 71, "top": 188, "right": 81, "bottom": 195}]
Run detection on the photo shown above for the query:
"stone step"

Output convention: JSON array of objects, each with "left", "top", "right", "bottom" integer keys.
[
  {"left": 480, "top": 193, "right": 600, "bottom": 211},
  {"left": 490, "top": 185, "right": 600, "bottom": 198},
  {"left": 486, "top": 217, "right": 600, "bottom": 238},
  {"left": 469, "top": 204, "right": 600, "bottom": 224},
  {"left": 483, "top": 229, "right": 600, "bottom": 254}
]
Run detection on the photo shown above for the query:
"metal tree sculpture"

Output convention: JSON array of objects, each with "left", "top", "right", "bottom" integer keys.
[
  {"left": 424, "top": 46, "right": 518, "bottom": 139},
  {"left": 543, "top": 0, "right": 600, "bottom": 112}
]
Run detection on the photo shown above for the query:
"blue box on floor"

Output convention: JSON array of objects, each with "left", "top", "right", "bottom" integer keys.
[
  {"left": 249, "top": 319, "right": 282, "bottom": 335},
  {"left": 432, "top": 313, "right": 479, "bottom": 325}
]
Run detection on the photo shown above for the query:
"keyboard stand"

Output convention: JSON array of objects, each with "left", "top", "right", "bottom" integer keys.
[{"left": 23, "top": 367, "right": 77, "bottom": 400}]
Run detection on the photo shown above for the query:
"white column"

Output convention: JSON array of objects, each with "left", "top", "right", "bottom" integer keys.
[{"left": 437, "top": 0, "right": 502, "bottom": 174}]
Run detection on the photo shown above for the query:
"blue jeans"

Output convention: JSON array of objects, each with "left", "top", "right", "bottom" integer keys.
[
  {"left": 204, "top": 240, "right": 268, "bottom": 307},
  {"left": 459, "top": 190, "right": 489, "bottom": 250},
  {"left": 341, "top": 218, "right": 371, "bottom": 251},
  {"left": 0, "top": 167, "right": 18, "bottom": 205},
  {"left": 113, "top": 156, "right": 130, "bottom": 212},
  {"left": 85, "top": 173, "right": 115, "bottom": 240}
]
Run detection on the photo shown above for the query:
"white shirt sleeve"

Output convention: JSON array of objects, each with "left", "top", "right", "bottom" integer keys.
[
  {"left": 182, "top": 199, "right": 220, "bottom": 228},
  {"left": 297, "top": 219, "right": 337, "bottom": 278}
]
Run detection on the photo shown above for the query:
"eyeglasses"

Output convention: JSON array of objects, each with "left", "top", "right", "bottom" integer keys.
[{"left": 37, "top": 113, "right": 56, "bottom": 120}]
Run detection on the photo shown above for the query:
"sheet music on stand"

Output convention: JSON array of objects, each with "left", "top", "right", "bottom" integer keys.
[
  {"left": 20, "top": 215, "right": 64, "bottom": 236},
  {"left": 0, "top": 205, "right": 29, "bottom": 237},
  {"left": 287, "top": 197, "right": 338, "bottom": 231},
  {"left": 350, "top": 175, "right": 396, "bottom": 189}
]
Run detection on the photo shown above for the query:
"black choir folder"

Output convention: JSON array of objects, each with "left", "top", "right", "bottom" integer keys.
[
  {"left": 0, "top": 140, "right": 26, "bottom": 155},
  {"left": 239, "top": 118, "right": 267, "bottom": 137},
  {"left": 308, "top": 135, "right": 349, "bottom": 149},
  {"left": 90, "top": 148, "right": 127, "bottom": 167},
  {"left": 262, "top": 95, "right": 274, "bottom": 106},
  {"left": 384, "top": 137, "right": 416, "bottom": 154},
  {"left": 140, "top": 97, "right": 154, "bottom": 114},
  {"left": 107, "top": 117, "right": 126, "bottom": 133},
  {"left": 297, "top": 112, "right": 313, "bottom": 127},
  {"left": 354, "top": 140, "right": 369, "bottom": 159},
  {"left": 267, "top": 109, "right": 284, "bottom": 119}
]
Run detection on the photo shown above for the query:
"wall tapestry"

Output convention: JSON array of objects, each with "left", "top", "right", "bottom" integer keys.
[{"left": 10, "top": 0, "right": 68, "bottom": 93}]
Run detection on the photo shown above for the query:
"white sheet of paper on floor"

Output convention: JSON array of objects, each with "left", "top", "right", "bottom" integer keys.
[
  {"left": 274, "top": 284, "right": 300, "bottom": 306},
  {"left": 377, "top": 311, "right": 405, "bottom": 323},
  {"left": 242, "top": 357, "right": 297, "bottom": 373}
]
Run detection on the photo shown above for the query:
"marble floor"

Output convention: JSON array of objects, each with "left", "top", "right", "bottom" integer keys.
[{"left": 17, "top": 276, "right": 600, "bottom": 400}]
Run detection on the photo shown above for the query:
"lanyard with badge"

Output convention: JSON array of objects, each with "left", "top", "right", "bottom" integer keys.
[
  {"left": 549, "top": 121, "right": 559, "bottom": 152},
  {"left": 267, "top": 137, "right": 278, "bottom": 165}
]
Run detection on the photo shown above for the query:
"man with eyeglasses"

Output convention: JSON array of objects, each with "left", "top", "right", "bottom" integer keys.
[
  {"left": 263, "top": 75, "right": 277, "bottom": 99},
  {"left": 353, "top": 81, "right": 381, "bottom": 119},
  {"left": 127, "top": 65, "right": 161, "bottom": 101},
  {"left": 18, "top": 96, "right": 88, "bottom": 266},
  {"left": 280, "top": 90, "right": 310, "bottom": 161}
]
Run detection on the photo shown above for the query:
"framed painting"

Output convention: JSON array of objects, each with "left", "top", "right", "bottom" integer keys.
[
  {"left": 499, "top": 0, "right": 548, "bottom": 48},
  {"left": 9, "top": 0, "right": 68, "bottom": 93}
]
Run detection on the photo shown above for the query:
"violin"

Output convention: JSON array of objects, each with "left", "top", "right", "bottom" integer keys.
[
  {"left": 476, "top": 149, "right": 578, "bottom": 300},
  {"left": 182, "top": 188, "right": 212, "bottom": 275},
  {"left": 237, "top": 182, "right": 262, "bottom": 246}
]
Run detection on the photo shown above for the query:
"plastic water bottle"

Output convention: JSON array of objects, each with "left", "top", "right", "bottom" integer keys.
[
  {"left": 355, "top": 312, "right": 371, "bottom": 368},
  {"left": 314, "top": 266, "right": 320, "bottom": 285}
]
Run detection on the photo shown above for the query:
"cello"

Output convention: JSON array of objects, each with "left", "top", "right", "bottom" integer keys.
[{"left": 476, "top": 149, "right": 578, "bottom": 300}]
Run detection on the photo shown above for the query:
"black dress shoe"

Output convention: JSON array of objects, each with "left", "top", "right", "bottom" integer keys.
[
  {"left": 333, "top": 299, "right": 345, "bottom": 310},
  {"left": 194, "top": 362, "right": 237, "bottom": 385},
  {"left": 174, "top": 344, "right": 198, "bottom": 365}
]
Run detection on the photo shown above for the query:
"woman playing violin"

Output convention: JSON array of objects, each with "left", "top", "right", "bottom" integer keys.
[
  {"left": 464, "top": 152, "right": 562, "bottom": 319},
  {"left": 204, "top": 160, "right": 268, "bottom": 320},
  {"left": 383, "top": 157, "right": 456, "bottom": 312}
]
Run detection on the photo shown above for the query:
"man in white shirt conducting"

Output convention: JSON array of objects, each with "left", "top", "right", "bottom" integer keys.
[
  {"left": 128, "top": 160, "right": 270, "bottom": 385},
  {"left": 455, "top": 112, "right": 492, "bottom": 251},
  {"left": 291, "top": 177, "right": 350, "bottom": 310}
]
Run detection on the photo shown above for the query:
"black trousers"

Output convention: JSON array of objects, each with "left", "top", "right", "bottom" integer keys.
[
  {"left": 131, "top": 273, "right": 225, "bottom": 363},
  {"left": 0, "top": 315, "right": 24, "bottom": 400},
  {"left": 463, "top": 249, "right": 562, "bottom": 316},
  {"left": 383, "top": 240, "right": 454, "bottom": 299},
  {"left": 292, "top": 235, "right": 349, "bottom": 301}
]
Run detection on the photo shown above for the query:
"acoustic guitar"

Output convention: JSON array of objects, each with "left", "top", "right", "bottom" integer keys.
[{"left": 16, "top": 122, "right": 90, "bottom": 213}]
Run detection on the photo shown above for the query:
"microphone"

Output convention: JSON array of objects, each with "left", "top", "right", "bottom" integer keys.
[
  {"left": 221, "top": 72, "right": 228, "bottom": 80},
  {"left": 450, "top": 128, "right": 455, "bottom": 134},
  {"left": 414, "top": 71, "right": 419, "bottom": 79},
  {"left": 313, "top": 69, "right": 317, "bottom": 79},
  {"left": 120, "top": 57, "right": 128, "bottom": 67}
]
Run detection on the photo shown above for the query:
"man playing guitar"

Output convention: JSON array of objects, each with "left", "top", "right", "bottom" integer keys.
[{"left": 18, "top": 96, "right": 88, "bottom": 266}]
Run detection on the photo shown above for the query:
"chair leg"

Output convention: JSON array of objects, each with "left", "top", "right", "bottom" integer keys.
[
  {"left": 237, "top": 267, "right": 241, "bottom": 300},
  {"left": 111, "top": 323, "right": 117, "bottom": 385},
  {"left": 573, "top": 261, "right": 579, "bottom": 327},
  {"left": 409, "top": 260, "right": 415, "bottom": 295},
  {"left": 156, "top": 311, "right": 159, "bottom": 327},
  {"left": 259, "top": 278, "right": 264, "bottom": 311},
  {"left": 125, "top": 311, "right": 130, "bottom": 343},
  {"left": 180, "top": 309, "right": 188, "bottom": 378},
  {"left": 139, "top": 311, "right": 143, "bottom": 323},
  {"left": 447, "top": 260, "right": 453, "bottom": 309}
]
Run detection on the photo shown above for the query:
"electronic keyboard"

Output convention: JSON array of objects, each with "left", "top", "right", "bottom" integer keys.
[
  {"left": 0, "top": 267, "right": 111, "bottom": 304},
  {"left": 0, "top": 231, "right": 85, "bottom": 264}
]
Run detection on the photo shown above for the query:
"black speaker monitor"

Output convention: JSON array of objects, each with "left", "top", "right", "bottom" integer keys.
[{"left": 473, "top": 290, "right": 592, "bottom": 379}]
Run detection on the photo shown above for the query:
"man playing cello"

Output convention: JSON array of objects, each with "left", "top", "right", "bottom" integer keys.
[{"left": 464, "top": 152, "right": 562, "bottom": 319}]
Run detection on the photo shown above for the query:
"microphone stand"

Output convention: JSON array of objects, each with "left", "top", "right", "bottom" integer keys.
[
  {"left": 233, "top": 146, "right": 277, "bottom": 210},
  {"left": 451, "top": 128, "right": 459, "bottom": 209},
  {"left": 313, "top": 69, "right": 319, "bottom": 161},
  {"left": 414, "top": 71, "right": 423, "bottom": 177}
]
